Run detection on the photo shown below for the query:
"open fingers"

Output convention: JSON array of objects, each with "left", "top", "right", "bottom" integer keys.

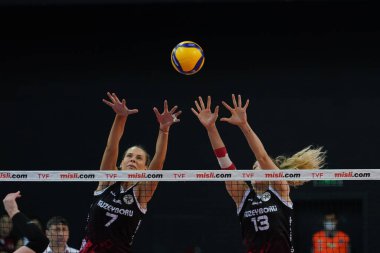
[
  {"left": 198, "top": 96, "right": 206, "bottom": 110},
  {"left": 214, "top": 105, "right": 219, "bottom": 115},
  {"left": 170, "top": 105, "right": 178, "bottom": 114},
  {"left": 102, "top": 99, "right": 114, "bottom": 107},
  {"left": 206, "top": 96, "right": 211, "bottom": 109},
  {"left": 220, "top": 117, "right": 230, "bottom": 122},
  {"left": 238, "top": 94, "right": 242, "bottom": 107},
  {"left": 232, "top": 94, "right": 238, "bottom": 108},
  {"left": 107, "top": 92, "right": 116, "bottom": 103},
  {"left": 163, "top": 100, "right": 169, "bottom": 112},
  {"left": 112, "top": 93, "right": 121, "bottom": 104},
  {"left": 194, "top": 100, "right": 202, "bottom": 112},
  {"left": 172, "top": 111, "right": 182, "bottom": 123},
  {"left": 174, "top": 110, "right": 182, "bottom": 118},
  {"left": 153, "top": 107, "right": 160, "bottom": 118},
  {"left": 191, "top": 107, "right": 199, "bottom": 116},
  {"left": 222, "top": 101, "right": 233, "bottom": 112},
  {"left": 243, "top": 99, "right": 250, "bottom": 109},
  {"left": 129, "top": 108, "right": 139, "bottom": 114}
]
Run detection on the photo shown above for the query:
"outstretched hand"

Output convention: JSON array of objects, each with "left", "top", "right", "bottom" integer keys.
[
  {"left": 191, "top": 96, "right": 219, "bottom": 130},
  {"left": 153, "top": 100, "right": 182, "bottom": 133},
  {"left": 102, "top": 92, "right": 139, "bottom": 117},
  {"left": 221, "top": 94, "right": 249, "bottom": 127},
  {"left": 3, "top": 191, "right": 21, "bottom": 218}
]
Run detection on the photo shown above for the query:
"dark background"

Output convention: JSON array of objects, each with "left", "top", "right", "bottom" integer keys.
[{"left": 0, "top": 0, "right": 379, "bottom": 252}]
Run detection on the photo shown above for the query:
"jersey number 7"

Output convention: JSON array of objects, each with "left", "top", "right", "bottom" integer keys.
[{"left": 105, "top": 212, "right": 119, "bottom": 227}]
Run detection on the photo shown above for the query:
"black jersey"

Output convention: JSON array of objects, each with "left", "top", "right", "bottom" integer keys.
[
  {"left": 80, "top": 182, "right": 145, "bottom": 253},
  {"left": 238, "top": 187, "right": 294, "bottom": 253}
]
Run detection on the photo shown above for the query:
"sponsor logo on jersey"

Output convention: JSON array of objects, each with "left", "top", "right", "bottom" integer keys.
[
  {"left": 123, "top": 194, "right": 134, "bottom": 205},
  {"left": 97, "top": 200, "right": 134, "bottom": 216},
  {"left": 261, "top": 192, "right": 271, "bottom": 202},
  {"left": 248, "top": 198, "right": 263, "bottom": 205},
  {"left": 112, "top": 198, "right": 122, "bottom": 205},
  {"left": 244, "top": 205, "right": 278, "bottom": 218},
  {"left": 251, "top": 201, "right": 263, "bottom": 206}
]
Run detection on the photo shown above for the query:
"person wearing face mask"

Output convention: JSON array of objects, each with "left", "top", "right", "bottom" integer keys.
[
  {"left": 80, "top": 92, "right": 181, "bottom": 253},
  {"left": 192, "top": 95, "right": 326, "bottom": 253},
  {"left": 312, "top": 213, "right": 350, "bottom": 253}
]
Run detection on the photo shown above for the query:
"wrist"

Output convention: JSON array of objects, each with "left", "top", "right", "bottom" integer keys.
[
  {"left": 159, "top": 128, "right": 169, "bottom": 134},
  {"left": 239, "top": 122, "right": 251, "bottom": 131},
  {"left": 205, "top": 124, "right": 217, "bottom": 132},
  {"left": 115, "top": 114, "right": 128, "bottom": 120},
  {"left": 8, "top": 209, "right": 20, "bottom": 219},
  {"left": 214, "top": 147, "right": 237, "bottom": 170}
]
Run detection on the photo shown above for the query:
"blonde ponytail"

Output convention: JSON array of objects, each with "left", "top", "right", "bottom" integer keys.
[{"left": 275, "top": 146, "right": 326, "bottom": 187}]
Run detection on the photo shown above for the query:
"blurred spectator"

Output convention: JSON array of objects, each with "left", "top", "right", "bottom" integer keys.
[
  {"left": 43, "top": 217, "right": 78, "bottom": 253},
  {"left": 2, "top": 191, "right": 49, "bottom": 253},
  {"left": 312, "top": 213, "right": 350, "bottom": 253},
  {"left": 16, "top": 218, "right": 43, "bottom": 249},
  {"left": 0, "top": 214, "right": 16, "bottom": 253}
]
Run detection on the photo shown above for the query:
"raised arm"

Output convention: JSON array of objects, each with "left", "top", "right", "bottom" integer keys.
[
  {"left": 3, "top": 192, "right": 49, "bottom": 253},
  {"left": 137, "top": 100, "right": 181, "bottom": 206},
  {"left": 221, "top": 94, "right": 290, "bottom": 199},
  {"left": 191, "top": 96, "right": 248, "bottom": 208},
  {"left": 97, "top": 92, "right": 138, "bottom": 191}
]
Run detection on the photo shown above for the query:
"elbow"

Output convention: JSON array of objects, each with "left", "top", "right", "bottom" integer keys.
[
  {"left": 256, "top": 155, "right": 271, "bottom": 164},
  {"left": 256, "top": 155, "right": 279, "bottom": 170},
  {"left": 149, "top": 161, "right": 165, "bottom": 170},
  {"left": 105, "top": 145, "right": 117, "bottom": 153}
]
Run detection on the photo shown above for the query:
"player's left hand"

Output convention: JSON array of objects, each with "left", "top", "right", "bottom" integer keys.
[{"left": 154, "top": 100, "right": 181, "bottom": 132}]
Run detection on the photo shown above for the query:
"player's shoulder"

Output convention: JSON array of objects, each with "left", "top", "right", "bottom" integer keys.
[{"left": 94, "top": 182, "right": 119, "bottom": 196}]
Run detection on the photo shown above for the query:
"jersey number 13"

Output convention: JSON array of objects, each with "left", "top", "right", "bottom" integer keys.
[{"left": 251, "top": 215, "right": 269, "bottom": 232}]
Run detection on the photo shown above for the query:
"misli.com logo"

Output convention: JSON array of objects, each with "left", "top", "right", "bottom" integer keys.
[
  {"left": 264, "top": 172, "right": 301, "bottom": 179},
  {"left": 127, "top": 173, "right": 163, "bottom": 179},
  {"left": 0, "top": 172, "right": 28, "bottom": 179},
  {"left": 334, "top": 171, "right": 371, "bottom": 178},
  {"left": 196, "top": 172, "right": 232, "bottom": 178},
  {"left": 60, "top": 173, "right": 95, "bottom": 179}
]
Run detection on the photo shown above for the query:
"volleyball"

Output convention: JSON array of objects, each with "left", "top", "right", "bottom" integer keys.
[{"left": 171, "top": 41, "right": 205, "bottom": 75}]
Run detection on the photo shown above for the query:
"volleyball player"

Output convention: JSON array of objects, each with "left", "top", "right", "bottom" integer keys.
[
  {"left": 192, "top": 95, "right": 326, "bottom": 253},
  {"left": 2, "top": 191, "right": 49, "bottom": 253},
  {"left": 80, "top": 92, "right": 181, "bottom": 253}
]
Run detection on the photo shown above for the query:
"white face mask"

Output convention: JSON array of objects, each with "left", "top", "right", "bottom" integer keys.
[{"left": 323, "top": 221, "right": 337, "bottom": 231}]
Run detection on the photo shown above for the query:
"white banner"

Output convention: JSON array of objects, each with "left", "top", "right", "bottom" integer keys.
[{"left": 0, "top": 169, "right": 379, "bottom": 182}]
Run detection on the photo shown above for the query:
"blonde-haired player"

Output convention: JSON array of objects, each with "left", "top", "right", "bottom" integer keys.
[{"left": 192, "top": 94, "right": 326, "bottom": 253}]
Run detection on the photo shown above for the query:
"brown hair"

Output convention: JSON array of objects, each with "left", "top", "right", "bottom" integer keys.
[{"left": 123, "top": 145, "right": 151, "bottom": 166}]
